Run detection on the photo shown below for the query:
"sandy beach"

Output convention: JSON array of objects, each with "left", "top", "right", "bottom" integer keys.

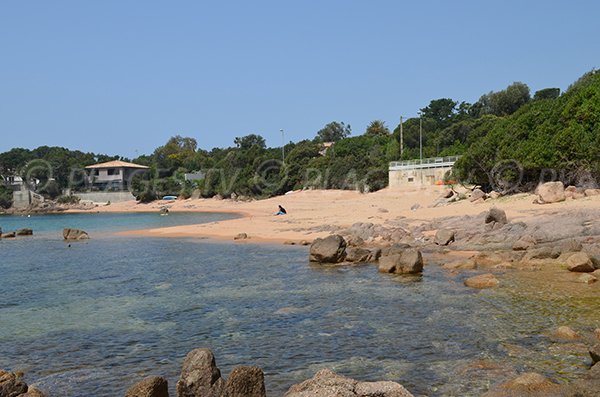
[{"left": 66, "top": 186, "right": 600, "bottom": 244}]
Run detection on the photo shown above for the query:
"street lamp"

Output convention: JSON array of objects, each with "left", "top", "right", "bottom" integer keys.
[{"left": 280, "top": 129, "right": 285, "bottom": 164}]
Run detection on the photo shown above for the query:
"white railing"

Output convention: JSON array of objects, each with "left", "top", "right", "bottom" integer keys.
[{"left": 389, "top": 156, "right": 462, "bottom": 171}]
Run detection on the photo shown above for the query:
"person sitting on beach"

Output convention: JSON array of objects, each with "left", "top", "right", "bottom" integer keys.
[{"left": 275, "top": 205, "right": 287, "bottom": 215}]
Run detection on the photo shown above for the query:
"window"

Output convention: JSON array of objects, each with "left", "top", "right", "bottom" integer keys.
[
  {"left": 107, "top": 168, "right": 119, "bottom": 176},
  {"left": 408, "top": 177, "right": 414, "bottom": 182}
]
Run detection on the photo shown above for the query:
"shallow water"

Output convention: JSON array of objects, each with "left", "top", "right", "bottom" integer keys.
[{"left": 0, "top": 214, "right": 599, "bottom": 396}]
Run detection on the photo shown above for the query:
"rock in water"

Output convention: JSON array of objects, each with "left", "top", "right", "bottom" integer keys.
[
  {"left": 176, "top": 348, "right": 225, "bottom": 397},
  {"left": 555, "top": 326, "right": 581, "bottom": 340},
  {"left": 485, "top": 208, "right": 508, "bottom": 225},
  {"left": 378, "top": 249, "right": 423, "bottom": 274},
  {"left": 0, "top": 369, "right": 28, "bottom": 397},
  {"left": 567, "top": 252, "right": 595, "bottom": 272},
  {"left": 434, "top": 229, "right": 455, "bottom": 246},
  {"left": 19, "top": 386, "right": 48, "bottom": 397},
  {"left": 63, "top": 228, "right": 90, "bottom": 240},
  {"left": 590, "top": 344, "right": 600, "bottom": 365},
  {"left": 283, "top": 368, "right": 414, "bottom": 397},
  {"left": 537, "top": 181, "right": 566, "bottom": 203},
  {"left": 16, "top": 228, "right": 33, "bottom": 236},
  {"left": 223, "top": 366, "right": 266, "bottom": 397},
  {"left": 1, "top": 232, "right": 16, "bottom": 239},
  {"left": 125, "top": 376, "right": 168, "bottom": 397},
  {"left": 309, "top": 235, "right": 347, "bottom": 264},
  {"left": 481, "top": 372, "right": 562, "bottom": 397},
  {"left": 464, "top": 273, "right": 499, "bottom": 289}
]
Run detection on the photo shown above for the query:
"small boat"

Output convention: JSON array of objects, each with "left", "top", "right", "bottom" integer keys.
[{"left": 162, "top": 195, "right": 178, "bottom": 201}]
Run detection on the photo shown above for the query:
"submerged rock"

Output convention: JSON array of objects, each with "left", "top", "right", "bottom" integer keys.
[
  {"left": 125, "top": 376, "right": 168, "bottom": 397},
  {"left": 555, "top": 326, "right": 581, "bottom": 340},
  {"left": 482, "top": 372, "right": 562, "bottom": 397},
  {"left": 63, "top": 228, "right": 89, "bottom": 240},
  {"left": 283, "top": 368, "right": 414, "bottom": 397},
  {"left": 309, "top": 235, "right": 347, "bottom": 264},
  {"left": 223, "top": 366, "right": 266, "bottom": 397},
  {"left": 464, "top": 273, "right": 499, "bottom": 289},
  {"left": 176, "top": 348, "right": 225, "bottom": 397}
]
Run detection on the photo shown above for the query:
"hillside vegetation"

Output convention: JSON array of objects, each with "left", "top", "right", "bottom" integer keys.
[{"left": 0, "top": 70, "right": 598, "bottom": 205}]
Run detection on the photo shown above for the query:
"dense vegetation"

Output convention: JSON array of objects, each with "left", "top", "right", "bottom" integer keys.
[{"left": 1, "top": 70, "right": 598, "bottom": 206}]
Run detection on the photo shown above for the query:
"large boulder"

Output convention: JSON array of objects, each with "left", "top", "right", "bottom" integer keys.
[
  {"left": 434, "top": 229, "right": 455, "bottom": 246},
  {"left": 0, "top": 370, "right": 28, "bottom": 397},
  {"left": 464, "top": 273, "right": 499, "bottom": 289},
  {"left": 176, "top": 348, "right": 225, "bottom": 397},
  {"left": 537, "top": 181, "right": 566, "bottom": 204},
  {"left": 223, "top": 366, "right": 266, "bottom": 397},
  {"left": 344, "top": 247, "right": 379, "bottom": 263},
  {"left": 283, "top": 369, "right": 414, "bottom": 397},
  {"left": 63, "top": 228, "right": 90, "bottom": 240},
  {"left": 378, "top": 249, "right": 423, "bottom": 274},
  {"left": 485, "top": 208, "right": 508, "bottom": 225},
  {"left": 567, "top": 253, "right": 595, "bottom": 272},
  {"left": 309, "top": 235, "right": 347, "bottom": 264},
  {"left": 125, "top": 376, "right": 168, "bottom": 397}
]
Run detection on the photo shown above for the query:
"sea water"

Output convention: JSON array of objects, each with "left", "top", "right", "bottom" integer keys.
[{"left": 0, "top": 213, "right": 598, "bottom": 396}]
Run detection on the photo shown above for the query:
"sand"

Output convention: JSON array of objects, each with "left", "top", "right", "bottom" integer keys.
[{"left": 68, "top": 186, "right": 600, "bottom": 244}]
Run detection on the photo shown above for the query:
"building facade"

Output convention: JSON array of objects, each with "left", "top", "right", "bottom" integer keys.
[
  {"left": 85, "top": 160, "right": 149, "bottom": 191},
  {"left": 389, "top": 156, "right": 460, "bottom": 188}
]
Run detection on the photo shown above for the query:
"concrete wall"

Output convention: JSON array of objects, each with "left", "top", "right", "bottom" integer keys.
[
  {"left": 76, "top": 191, "right": 136, "bottom": 203},
  {"left": 12, "top": 190, "right": 31, "bottom": 208},
  {"left": 389, "top": 166, "right": 453, "bottom": 188}
]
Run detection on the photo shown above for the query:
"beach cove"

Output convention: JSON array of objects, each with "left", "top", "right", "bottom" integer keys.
[{"left": 2, "top": 186, "right": 600, "bottom": 396}]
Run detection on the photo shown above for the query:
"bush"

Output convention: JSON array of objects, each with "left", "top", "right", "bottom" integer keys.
[
  {"left": 56, "top": 195, "right": 80, "bottom": 204},
  {"left": 0, "top": 185, "right": 12, "bottom": 209}
]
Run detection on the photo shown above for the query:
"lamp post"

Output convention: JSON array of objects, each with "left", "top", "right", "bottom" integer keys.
[{"left": 280, "top": 129, "right": 285, "bottom": 164}]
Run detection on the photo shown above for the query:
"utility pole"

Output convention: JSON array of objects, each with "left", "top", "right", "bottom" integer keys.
[
  {"left": 280, "top": 129, "right": 285, "bottom": 164},
  {"left": 419, "top": 114, "right": 423, "bottom": 163},
  {"left": 399, "top": 116, "right": 403, "bottom": 158},
  {"left": 419, "top": 113, "right": 423, "bottom": 185}
]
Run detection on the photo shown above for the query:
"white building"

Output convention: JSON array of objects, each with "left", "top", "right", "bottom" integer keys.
[{"left": 389, "top": 156, "right": 461, "bottom": 187}]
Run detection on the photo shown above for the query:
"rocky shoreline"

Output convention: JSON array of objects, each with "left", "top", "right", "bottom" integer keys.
[{"left": 3, "top": 344, "right": 600, "bottom": 397}]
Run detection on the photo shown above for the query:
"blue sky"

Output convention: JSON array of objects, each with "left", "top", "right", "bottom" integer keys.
[{"left": 1, "top": 1, "right": 599, "bottom": 157}]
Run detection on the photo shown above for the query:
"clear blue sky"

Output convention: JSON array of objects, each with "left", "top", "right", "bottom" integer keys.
[{"left": 1, "top": 0, "right": 599, "bottom": 158}]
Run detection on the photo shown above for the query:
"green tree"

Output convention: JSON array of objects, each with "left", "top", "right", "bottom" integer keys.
[
  {"left": 365, "top": 120, "right": 390, "bottom": 136},
  {"left": 476, "top": 82, "right": 531, "bottom": 116},
  {"left": 233, "top": 134, "right": 266, "bottom": 150},
  {"left": 315, "top": 121, "right": 351, "bottom": 142},
  {"left": 534, "top": 88, "right": 560, "bottom": 100}
]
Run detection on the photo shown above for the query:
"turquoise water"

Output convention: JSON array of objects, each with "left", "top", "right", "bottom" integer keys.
[
  {"left": 0, "top": 213, "right": 598, "bottom": 396},
  {"left": 0, "top": 212, "right": 238, "bottom": 236}
]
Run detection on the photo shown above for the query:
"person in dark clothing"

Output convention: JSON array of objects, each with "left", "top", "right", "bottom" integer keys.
[{"left": 276, "top": 205, "right": 287, "bottom": 215}]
